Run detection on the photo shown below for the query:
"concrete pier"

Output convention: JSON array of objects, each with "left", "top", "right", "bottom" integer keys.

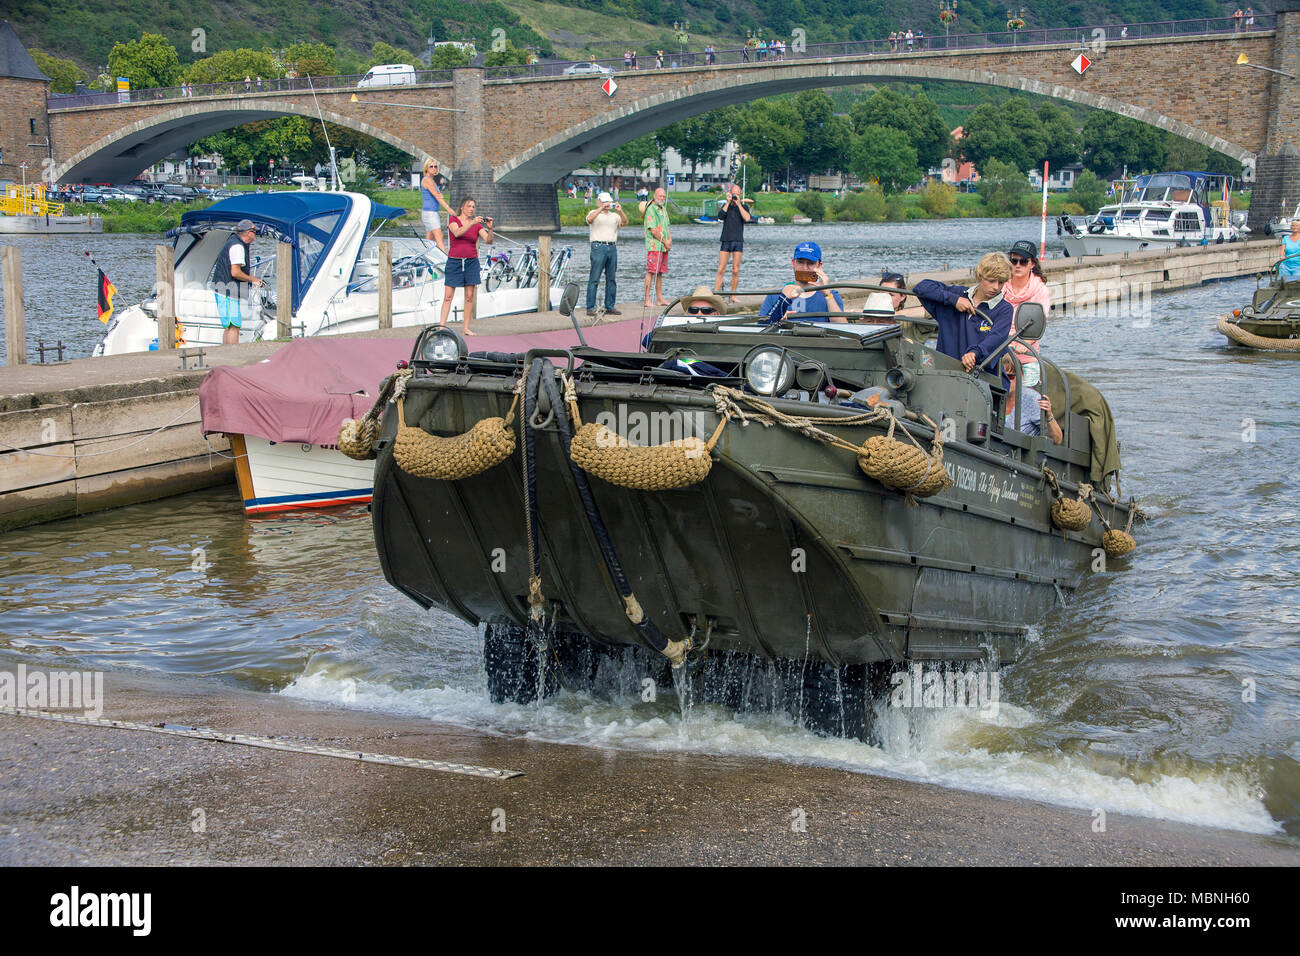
[{"left": 0, "top": 239, "right": 1280, "bottom": 531}]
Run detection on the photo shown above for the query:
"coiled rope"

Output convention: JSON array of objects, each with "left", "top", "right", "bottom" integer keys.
[
  {"left": 710, "top": 387, "right": 951, "bottom": 505},
  {"left": 1043, "top": 466, "right": 1093, "bottom": 533}
]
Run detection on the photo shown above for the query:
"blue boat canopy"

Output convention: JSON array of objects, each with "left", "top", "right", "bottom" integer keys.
[{"left": 169, "top": 192, "right": 406, "bottom": 314}]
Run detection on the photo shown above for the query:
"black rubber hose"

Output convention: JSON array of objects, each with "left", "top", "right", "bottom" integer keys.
[
  {"left": 470, "top": 351, "right": 524, "bottom": 363},
  {"left": 534, "top": 359, "right": 672, "bottom": 654},
  {"left": 522, "top": 358, "right": 544, "bottom": 586}
]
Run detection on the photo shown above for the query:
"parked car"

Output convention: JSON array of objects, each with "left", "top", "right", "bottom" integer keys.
[
  {"left": 97, "top": 186, "right": 138, "bottom": 202},
  {"left": 68, "top": 187, "right": 108, "bottom": 204},
  {"left": 116, "top": 183, "right": 158, "bottom": 202},
  {"left": 159, "top": 183, "right": 203, "bottom": 202},
  {"left": 563, "top": 62, "right": 614, "bottom": 75}
]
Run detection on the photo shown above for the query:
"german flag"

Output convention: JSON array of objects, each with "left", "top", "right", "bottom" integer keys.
[{"left": 97, "top": 270, "right": 116, "bottom": 324}]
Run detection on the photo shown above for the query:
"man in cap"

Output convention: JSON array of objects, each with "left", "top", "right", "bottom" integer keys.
[
  {"left": 759, "top": 241, "right": 845, "bottom": 323},
  {"left": 212, "top": 218, "right": 263, "bottom": 345},
  {"left": 584, "top": 191, "right": 628, "bottom": 316}
]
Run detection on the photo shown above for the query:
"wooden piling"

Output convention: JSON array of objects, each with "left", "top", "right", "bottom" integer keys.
[
  {"left": 2, "top": 246, "right": 27, "bottom": 365},
  {"left": 155, "top": 245, "right": 175, "bottom": 350},
  {"left": 378, "top": 240, "right": 393, "bottom": 330},
  {"left": 276, "top": 243, "right": 292, "bottom": 339},
  {"left": 537, "top": 233, "right": 551, "bottom": 311}
]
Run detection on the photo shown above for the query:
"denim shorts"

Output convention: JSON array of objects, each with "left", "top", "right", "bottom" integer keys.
[{"left": 445, "top": 257, "right": 481, "bottom": 288}]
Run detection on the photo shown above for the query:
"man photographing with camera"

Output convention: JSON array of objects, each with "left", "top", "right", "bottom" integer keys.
[
  {"left": 585, "top": 191, "right": 628, "bottom": 317},
  {"left": 714, "top": 183, "right": 752, "bottom": 300}
]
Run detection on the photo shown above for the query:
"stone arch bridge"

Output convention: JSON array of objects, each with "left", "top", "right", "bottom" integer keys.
[{"left": 42, "top": 15, "right": 1300, "bottom": 231}]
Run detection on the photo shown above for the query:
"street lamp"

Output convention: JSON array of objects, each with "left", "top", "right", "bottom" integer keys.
[
  {"left": 1007, "top": 7, "right": 1026, "bottom": 45},
  {"left": 1236, "top": 52, "right": 1296, "bottom": 78},
  {"left": 940, "top": 1, "right": 958, "bottom": 39}
]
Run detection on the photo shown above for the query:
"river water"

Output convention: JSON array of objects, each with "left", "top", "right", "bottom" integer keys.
[{"left": 2, "top": 218, "right": 1298, "bottom": 840}]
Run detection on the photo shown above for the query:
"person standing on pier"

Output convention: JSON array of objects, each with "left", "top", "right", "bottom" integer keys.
[
  {"left": 585, "top": 191, "right": 627, "bottom": 316},
  {"left": 714, "top": 182, "right": 751, "bottom": 299},
  {"left": 420, "top": 158, "right": 452, "bottom": 255},
  {"left": 643, "top": 187, "right": 672, "bottom": 307},
  {"left": 441, "top": 197, "right": 493, "bottom": 335},
  {"left": 212, "top": 219, "right": 263, "bottom": 346}
]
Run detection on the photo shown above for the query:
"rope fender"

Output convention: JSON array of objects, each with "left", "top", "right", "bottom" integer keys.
[{"left": 1217, "top": 315, "right": 1300, "bottom": 351}]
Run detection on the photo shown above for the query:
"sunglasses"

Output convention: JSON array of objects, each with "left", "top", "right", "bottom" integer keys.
[
  {"left": 1009, "top": 256, "right": 1032, "bottom": 265},
  {"left": 687, "top": 306, "right": 717, "bottom": 314}
]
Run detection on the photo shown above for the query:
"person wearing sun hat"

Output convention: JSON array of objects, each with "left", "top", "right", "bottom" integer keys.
[
  {"left": 759, "top": 241, "right": 846, "bottom": 323},
  {"left": 684, "top": 286, "right": 727, "bottom": 317},
  {"left": 1002, "top": 239, "right": 1051, "bottom": 342}
]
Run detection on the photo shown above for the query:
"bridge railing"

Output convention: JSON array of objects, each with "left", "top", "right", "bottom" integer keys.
[
  {"left": 48, "top": 70, "right": 456, "bottom": 110},
  {"left": 483, "top": 14, "right": 1274, "bottom": 78}
]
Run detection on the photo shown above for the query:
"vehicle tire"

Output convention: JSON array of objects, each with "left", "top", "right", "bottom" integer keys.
[
  {"left": 799, "top": 659, "right": 871, "bottom": 741},
  {"left": 483, "top": 622, "right": 555, "bottom": 704},
  {"left": 1087, "top": 220, "right": 1106, "bottom": 235}
]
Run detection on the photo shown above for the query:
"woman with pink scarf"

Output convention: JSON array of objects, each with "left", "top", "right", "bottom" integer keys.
[{"left": 1003, "top": 240, "right": 1051, "bottom": 345}]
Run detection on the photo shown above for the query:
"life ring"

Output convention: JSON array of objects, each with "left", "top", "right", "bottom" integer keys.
[{"left": 1087, "top": 220, "right": 1107, "bottom": 235}]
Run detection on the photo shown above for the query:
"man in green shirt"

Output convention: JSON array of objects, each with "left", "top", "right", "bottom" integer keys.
[{"left": 643, "top": 186, "right": 672, "bottom": 307}]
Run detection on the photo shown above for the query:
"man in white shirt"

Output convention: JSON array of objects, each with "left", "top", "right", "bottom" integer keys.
[
  {"left": 584, "top": 191, "right": 628, "bottom": 316},
  {"left": 212, "top": 219, "right": 263, "bottom": 345}
]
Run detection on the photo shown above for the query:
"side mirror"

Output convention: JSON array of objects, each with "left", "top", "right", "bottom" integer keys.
[{"left": 1015, "top": 302, "right": 1047, "bottom": 341}]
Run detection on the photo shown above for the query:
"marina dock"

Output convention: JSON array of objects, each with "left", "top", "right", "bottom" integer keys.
[{"left": 0, "top": 239, "right": 1278, "bottom": 532}]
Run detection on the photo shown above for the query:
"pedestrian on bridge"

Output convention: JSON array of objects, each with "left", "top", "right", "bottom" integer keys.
[{"left": 244, "top": 75, "right": 251, "bottom": 93}]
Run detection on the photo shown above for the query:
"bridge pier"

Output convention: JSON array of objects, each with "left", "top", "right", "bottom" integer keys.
[
  {"left": 448, "top": 69, "right": 559, "bottom": 233},
  {"left": 1249, "top": 6, "right": 1300, "bottom": 235}
]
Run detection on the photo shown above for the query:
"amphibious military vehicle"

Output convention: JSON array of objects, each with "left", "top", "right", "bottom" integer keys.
[
  {"left": 356, "top": 289, "right": 1139, "bottom": 738},
  {"left": 1218, "top": 267, "right": 1300, "bottom": 350}
]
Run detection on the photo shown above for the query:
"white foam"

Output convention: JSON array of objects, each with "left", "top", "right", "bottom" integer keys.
[{"left": 281, "top": 668, "right": 1280, "bottom": 835}]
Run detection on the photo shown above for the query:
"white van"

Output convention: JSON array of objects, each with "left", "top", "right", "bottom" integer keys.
[{"left": 357, "top": 64, "right": 417, "bottom": 87}]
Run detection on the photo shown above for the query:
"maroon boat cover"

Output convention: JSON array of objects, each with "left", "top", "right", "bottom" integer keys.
[{"left": 199, "top": 319, "right": 652, "bottom": 446}]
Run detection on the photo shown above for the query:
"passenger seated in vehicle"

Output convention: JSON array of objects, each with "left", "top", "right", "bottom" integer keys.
[
  {"left": 1001, "top": 346, "right": 1062, "bottom": 444},
  {"left": 760, "top": 242, "right": 845, "bottom": 323},
  {"left": 871, "top": 270, "right": 928, "bottom": 321},
  {"left": 912, "top": 251, "right": 1014, "bottom": 378}
]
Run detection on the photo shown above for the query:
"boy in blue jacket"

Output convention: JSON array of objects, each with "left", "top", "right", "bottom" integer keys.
[{"left": 913, "top": 252, "right": 1014, "bottom": 376}]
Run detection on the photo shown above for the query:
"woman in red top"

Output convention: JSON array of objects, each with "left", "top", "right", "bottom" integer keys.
[{"left": 440, "top": 197, "right": 494, "bottom": 335}]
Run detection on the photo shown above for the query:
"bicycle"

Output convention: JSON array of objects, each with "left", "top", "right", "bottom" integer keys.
[{"left": 483, "top": 249, "right": 514, "bottom": 292}]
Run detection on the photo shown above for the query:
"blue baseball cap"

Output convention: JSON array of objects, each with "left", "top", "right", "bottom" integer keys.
[{"left": 793, "top": 241, "right": 822, "bottom": 262}]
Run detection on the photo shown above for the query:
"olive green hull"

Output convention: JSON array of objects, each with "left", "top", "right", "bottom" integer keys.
[{"left": 372, "top": 377, "right": 1121, "bottom": 667}]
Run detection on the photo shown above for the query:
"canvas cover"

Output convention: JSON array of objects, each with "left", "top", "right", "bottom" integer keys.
[
  {"left": 1041, "top": 365, "right": 1122, "bottom": 487},
  {"left": 200, "top": 319, "right": 650, "bottom": 446}
]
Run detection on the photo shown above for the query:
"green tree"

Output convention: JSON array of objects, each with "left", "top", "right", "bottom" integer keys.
[
  {"left": 794, "top": 191, "right": 827, "bottom": 221},
  {"left": 977, "top": 158, "right": 1031, "bottom": 216},
  {"left": 594, "top": 134, "right": 662, "bottom": 184},
  {"left": 957, "top": 102, "right": 1017, "bottom": 172},
  {"left": 849, "top": 125, "right": 921, "bottom": 194},
  {"left": 1066, "top": 169, "right": 1107, "bottom": 213},
  {"left": 1036, "top": 101, "right": 1080, "bottom": 170},
  {"left": 1000, "top": 97, "right": 1046, "bottom": 172},
  {"left": 483, "top": 42, "right": 532, "bottom": 67},
  {"left": 1081, "top": 112, "right": 1166, "bottom": 176},
  {"left": 790, "top": 91, "right": 852, "bottom": 177},
  {"left": 430, "top": 45, "right": 472, "bottom": 69},
  {"left": 184, "top": 49, "right": 276, "bottom": 86},
  {"left": 655, "top": 109, "right": 733, "bottom": 188},
  {"left": 28, "top": 49, "right": 84, "bottom": 94},
  {"left": 850, "top": 88, "right": 950, "bottom": 170},
  {"left": 918, "top": 179, "right": 958, "bottom": 216},
  {"left": 106, "top": 33, "right": 181, "bottom": 89},
  {"left": 367, "top": 42, "right": 421, "bottom": 69},
  {"left": 733, "top": 99, "right": 804, "bottom": 183},
  {"left": 287, "top": 41, "right": 338, "bottom": 77}
]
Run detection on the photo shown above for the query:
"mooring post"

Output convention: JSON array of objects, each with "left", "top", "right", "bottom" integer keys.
[
  {"left": 276, "top": 243, "right": 292, "bottom": 338},
  {"left": 537, "top": 233, "right": 551, "bottom": 311},
  {"left": 378, "top": 240, "right": 393, "bottom": 329},
  {"left": 2, "top": 246, "right": 27, "bottom": 365},
  {"left": 155, "top": 245, "right": 176, "bottom": 350}
]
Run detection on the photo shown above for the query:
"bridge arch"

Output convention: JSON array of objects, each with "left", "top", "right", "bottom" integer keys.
[
  {"left": 497, "top": 61, "right": 1254, "bottom": 184},
  {"left": 55, "top": 99, "right": 429, "bottom": 184}
]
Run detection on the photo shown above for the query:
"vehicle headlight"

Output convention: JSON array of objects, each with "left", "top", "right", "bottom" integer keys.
[
  {"left": 744, "top": 346, "right": 795, "bottom": 396},
  {"left": 415, "top": 326, "right": 465, "bottom": 363}
]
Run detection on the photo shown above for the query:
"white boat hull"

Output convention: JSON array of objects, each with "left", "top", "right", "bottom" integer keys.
[
  {"left": 234, "top": 435, "right": 374, "bottom": 514},
  {"left": 1061, "top": 232, "right": 1242, "bottom": 257}
]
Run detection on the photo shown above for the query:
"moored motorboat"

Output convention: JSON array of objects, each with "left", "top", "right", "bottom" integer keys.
[
  {"left": 360, "top": 290, "right": 1141, "bottom": 737},
  {"left": 1058, "top": 171, "right": 1246, "bottom": 256},
  {"left": 94, "top": 190, "right": 569, "bottom": 356}
]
